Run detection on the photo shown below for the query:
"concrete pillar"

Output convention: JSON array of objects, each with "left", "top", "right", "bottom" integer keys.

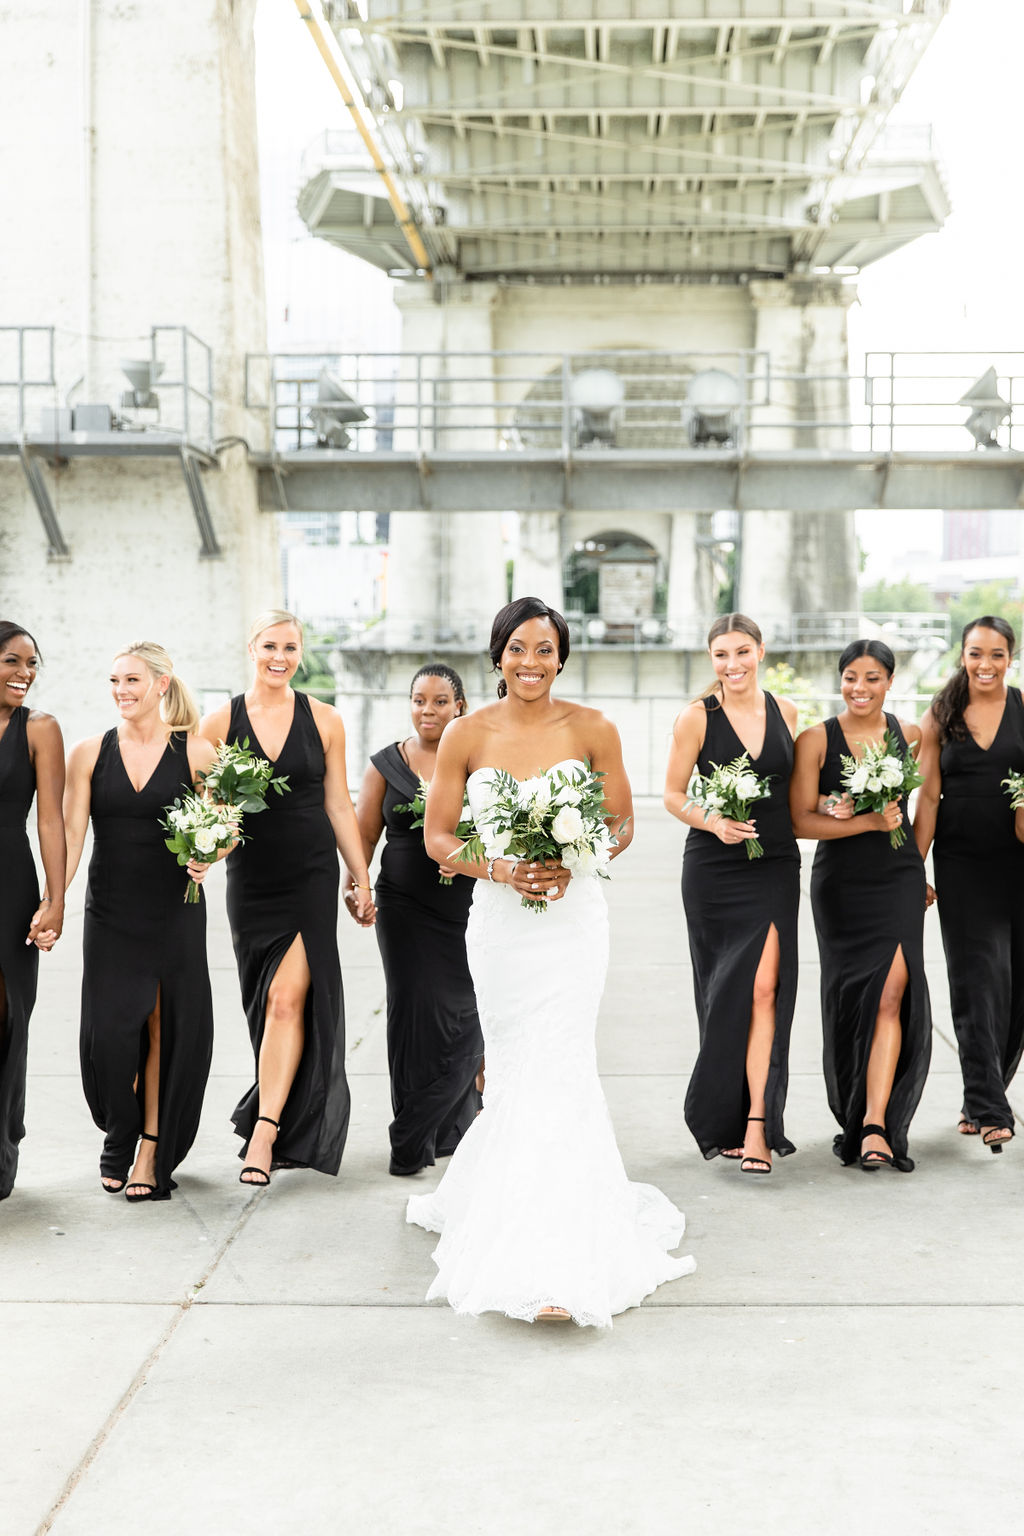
[
  {"left": 389, "top": 283, "right": 507, "bottom": 645},
  {"left": 740, "top": 278, "right": 859, "bottom": 641},
  {"left": 0, "top": 0, "right": 279, "bottom": 743},
  {"left": 515, "top": 513, "right": 564, "bottom": 608}
]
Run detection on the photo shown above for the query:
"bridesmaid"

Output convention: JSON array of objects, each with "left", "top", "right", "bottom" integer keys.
[
  {"left": 64, "top": 642, "right": 216, "bottom": 1200},
  {"left": 914, "top": 615, "right": 1024, "bottom": 1151},
  {"left": 664, "top": 614, "right": 800, "bottom": 1174},
  {"left": 200, "top": 610, "right": 373, "bottom": 1187},
  {"left": 348, "top": 663, "right": 483, "bottom": 1176},
  {"left": 791, "top": 639, "right": 931, "bottom": 1173},
  {"left": 0, "top": 622, "right": 66, "bottom": 1201}
]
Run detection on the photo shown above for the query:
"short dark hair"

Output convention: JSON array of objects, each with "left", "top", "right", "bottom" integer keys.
[
  {"left": 488, "top": 597, "right": 570, "bottom": 698},
  {"left": 410, "top": 662, "right": 467, "bottom": 715},
  {"left": 0, "top": 621, "right": 41, "bottom": 663},
  {"left": 837, "top": 638, "right": 895, "bottom": 677}
]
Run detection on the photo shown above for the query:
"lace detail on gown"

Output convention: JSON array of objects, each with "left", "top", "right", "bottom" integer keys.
[{"left": 406, "top": 764, "right": 696, "bottom": 1328}]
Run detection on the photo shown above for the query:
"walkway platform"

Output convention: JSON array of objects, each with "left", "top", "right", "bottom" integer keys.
[{"left": 4, "top": 803, "right": 1021, "bottom": 1535}]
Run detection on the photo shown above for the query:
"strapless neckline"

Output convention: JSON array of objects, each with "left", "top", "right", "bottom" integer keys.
[{"left": 467, "top": 758, "right": 587, "bottom": 784}]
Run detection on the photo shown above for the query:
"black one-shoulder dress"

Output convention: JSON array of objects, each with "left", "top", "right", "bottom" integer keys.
[
  {"left": 80, "top": 729, "right": 214, "bottom": 1196},
  {"left": 681, "top": 693, "right": 800, "bottom": 1159},
  {"left": 0, "top": 708, "right": 40, "bottom": 1201},
  {"left": 225, "top": 691, "right": 349, "bottom": 1175},
  {"left": 371, "top": 743, "right": 482, "bottom": 1176},
  {"left": 811, "top": 714, "right": 931, "bottom": 1170},
  {"left": 932, "top": 686, "right": 1024, "bottom": 1131}
]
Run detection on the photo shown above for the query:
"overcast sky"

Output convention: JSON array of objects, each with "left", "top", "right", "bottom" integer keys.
[{"left": 253, "top": 0, "right": 1024, "bottom": 569}]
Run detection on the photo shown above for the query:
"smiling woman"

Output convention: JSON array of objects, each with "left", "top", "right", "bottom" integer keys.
[
  {"left": 913, "top": 616, "right": 1024, "bottom": 1152},
  {"left": 199, "top": 609, "right": 374, "bottom": 1188},
  {"left": 64, "top": 640, "right": 216, "bottom": 1201},
  {"left": 0, "top": 621, "right": 66, "bottom": 1202}
]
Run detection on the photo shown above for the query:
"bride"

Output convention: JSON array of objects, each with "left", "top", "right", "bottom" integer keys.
[{"left": 412, "top": 595, "right": 696, "bottom": 1327}]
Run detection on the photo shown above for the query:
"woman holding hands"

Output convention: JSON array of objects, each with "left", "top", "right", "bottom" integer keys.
[
  {"left": 665, "top": 614, "right": 800, "bottom": 1175},
  {"left": 349, "top": 662, "right": 483, "bottom": 1177},
  {"left": 791, "top": 640, "right": 930, "bottom": 1173},
  {"left": 913, "top": 616, "right": 1024, "bottom": 1152},
  {"left": 0, "top": 622, "right": 65, "bottom": 1201}
]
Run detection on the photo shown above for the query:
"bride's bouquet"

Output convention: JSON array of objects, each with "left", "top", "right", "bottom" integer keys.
[
  {"left": 688, "top": 752, "right": 772, "bottom": 859},
  {"left": 1002, "top": 769, "right": 1024, "bottom": 810},
  {"left": 160, "top": 740, "right": 290, "bottom": 903},
  {"left": 453, "top": 762, "right": 617, "bottom": 913},
  {"left": 394, "top": 777, "right": 476, "bottom": 885},
  {"left": 838, "top": 730, "right": 923, "bottom": 849}
]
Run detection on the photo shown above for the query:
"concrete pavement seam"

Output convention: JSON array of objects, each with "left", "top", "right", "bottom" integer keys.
[{"left": 34, "top": 1186, "right": 270, "bottom": 1536}]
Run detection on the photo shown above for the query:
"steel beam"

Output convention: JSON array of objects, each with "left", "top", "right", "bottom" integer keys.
[{"left": 255, "top": 449, "right": 1024, "bottom": 516}]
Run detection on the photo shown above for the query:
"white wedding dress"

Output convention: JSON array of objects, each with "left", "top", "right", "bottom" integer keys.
[{"left": 406, "top": 761, "right": 696, "bottom": 1328}]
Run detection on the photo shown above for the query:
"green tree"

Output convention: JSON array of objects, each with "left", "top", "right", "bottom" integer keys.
[
  {"left": 942, "top": 580, "right": 1024, "bottom": 670},
  {"left": 860, "top": 577, "right": 937, "bottom": 613}
]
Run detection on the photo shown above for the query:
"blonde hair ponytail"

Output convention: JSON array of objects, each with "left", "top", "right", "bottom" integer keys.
[{"left": 116, "top": 640, "right": 200, "bottom": 733}]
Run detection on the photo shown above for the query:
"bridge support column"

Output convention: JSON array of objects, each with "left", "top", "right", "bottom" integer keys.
[{"left": 740, "top": 277, "right": 859, "bottom": 643}]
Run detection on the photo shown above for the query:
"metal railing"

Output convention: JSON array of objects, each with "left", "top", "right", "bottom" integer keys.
[
  {"left": 312, "top": 610, "right": 949, "bottom": 655},
  {"left": 245, "top": 348, "right": 1024, "bottom": 457}
]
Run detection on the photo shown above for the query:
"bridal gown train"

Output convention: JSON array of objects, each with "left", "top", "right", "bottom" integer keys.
[{"left": 406, "top": 761, "right": 696, "bottom": 1328}]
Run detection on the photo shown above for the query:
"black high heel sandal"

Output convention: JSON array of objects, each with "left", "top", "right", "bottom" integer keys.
[
  {"left": 240, "top": 1115, "right": 280, "bottom": 1187},
  {"left": 125, "top": 1132, "right": 160, "bottom": 1202},
  {"left": 859, "top": 1123, "right": 894, "bottom": 1171},
  {"left": 982, "top": 1126, "right": 1013, "bottom": 1155},
  {"left": 739, "top": 1116, "right": 771, "bottom": 1175}
]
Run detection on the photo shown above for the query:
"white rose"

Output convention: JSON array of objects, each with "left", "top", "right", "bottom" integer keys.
[
  {"left": 214, "top": 823, "right": 232, "bottom": 843},
  {"left": 554, "top": 783, "right": 582, "bottom": 807},
  {"left": 194, "top": 826, "right": 218, "bottom": 855},
  {"left": 866, "top": 774, "right": 883, "bottom": 793},
  {"left": 564, "top": 842, "right": 598, "bottom": 877},
  {"left": 736, "top": 774, "right": 762, "bottom": 800},
  {"left": 704, "top": 791, "right": 723, "bottom": 810},
  {"left": 878, "top": 760, "right": 903, "bottom": 788},
  {"left": 551, "top": 805, "right": 585, "bottom": 843},
  {"left": 849, "top": 764, "right": 870, "bottom": 794},
  {"left": 483, "top": 825, "right": 513, "bottom": 858},
  {"left": 519, "top": 776, "right": 551, "bottom": 811}
]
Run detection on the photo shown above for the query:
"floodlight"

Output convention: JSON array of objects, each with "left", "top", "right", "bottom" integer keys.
[
  {"left": 586, "top": 618, "right": 608, "bottom": 642},
  {"left": 120, "top": 358, "right": 165, "bottom": 409},
  {"left": 571, "top": 369, "right": 625, "bottom": 448},
  {"left": 686, "top": 369, "right": 742, "bottom": 447},
  {"left": 308, "top": 368, "right": 369, "bottom": 449},
  {"left": 960, "top": 367, "right": 1010, "bottom": 449}
]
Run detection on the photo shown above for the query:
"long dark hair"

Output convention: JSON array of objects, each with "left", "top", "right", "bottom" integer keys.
[
  {"left": 410, "top": 661, "right": 467, "bottom": 716},
  {"left": 0, "top": 621, "right": 41, "bottom": 663},
  {"left": 931, "top": 615, "right": 1016, "bottom": 743},
  {"left": 699, "top": 612, "right": 763, "bottom": 706},
  {"left": 488, "top": 597, "right": 569, "bottom": 699},
  {"left": 837, "top": 638, "right": 896, "bottom": 677}
]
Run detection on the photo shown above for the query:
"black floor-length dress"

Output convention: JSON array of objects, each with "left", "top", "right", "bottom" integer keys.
[
  {"left": 226, "top": 691, "right": 349, "bottom": 1174},
  {"left": 811, "top": 714, "right": 931, "bottom": 1169},
  {"left": 933, "top": 686, "right": 1024, "bottom": 1131},
  {"left": 682, "top": 693, "right": 800, "bottom": 1158},
  {"left": 0, "top": 708, "right": 40, "bottom": 1200},
  {"left": 371, "top": 743, "right": 482, "bottom": 1175},
  {"left": 80, "top": 730, "right": 213, "bottom": 1196}
]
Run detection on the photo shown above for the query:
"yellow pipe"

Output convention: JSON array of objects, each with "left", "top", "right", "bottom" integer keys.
[{"left": 293, "top": 0, "right": 433, "bottom": 277}]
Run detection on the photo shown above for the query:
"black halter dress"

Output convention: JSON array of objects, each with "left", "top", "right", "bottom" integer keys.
[
  {"left": 681, "top": 692, "right": 800, "bottom": 1158},
  {"left": 0, "top": 708, "right": 40, "bottom": 1200},
  {"left": 932, "top": 687, "right": 1024, "bottom": 1131},
  {"left": 811, "top": 714, "right": 931, "bottom": 1170},
  {"left": 225, "top": 691, "right": 349, "bottom": 1175},
  {"left": 371, "top": 743, "right": 482, "bottom": 1176},
  {"left": 80, "top": 729, "right": 214, "bottom": 1196}
]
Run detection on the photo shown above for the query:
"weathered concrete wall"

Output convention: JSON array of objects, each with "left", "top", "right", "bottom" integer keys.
[{"left": 0, "top": 0, "right": 280, "bottom": 743}]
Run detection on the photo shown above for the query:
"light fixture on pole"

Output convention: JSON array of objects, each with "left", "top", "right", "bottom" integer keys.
[
  {"left": 959, "top": 367, "right": 1010, "bottom": 449},
  {"left": 570, "top": 369, "right": 625, "bottom": 448},
  {"left": 120, "top": 359, "right": 165, "bottom": 410},
  {"left": 686, "top": 369, "right": 742, "bottom": 447},
  {"left": 308, "top": 368, "right": 368, "bottom": 449}
]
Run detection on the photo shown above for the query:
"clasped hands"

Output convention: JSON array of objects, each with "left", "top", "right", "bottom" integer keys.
[{"left": 506, "top": 856, "right": 570, "bottom": 903}]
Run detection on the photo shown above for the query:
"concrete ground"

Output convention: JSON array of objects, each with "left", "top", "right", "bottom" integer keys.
[{"left": 3, "top": 802, "right": 1022, "bottom": 1536}]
